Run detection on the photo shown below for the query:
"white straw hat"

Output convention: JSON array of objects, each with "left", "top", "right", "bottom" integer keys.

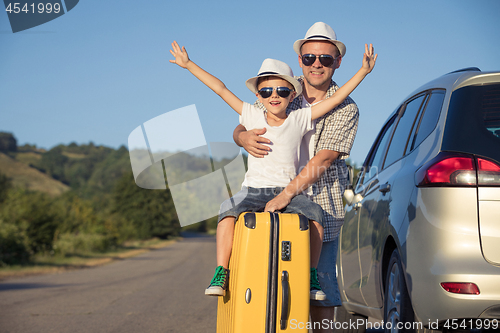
[
  {"left": 293, "top": 22, "right": 346, "bottom": 57},
  {"left": 245, "top": 58, "right": 302, "bottom": 96}
]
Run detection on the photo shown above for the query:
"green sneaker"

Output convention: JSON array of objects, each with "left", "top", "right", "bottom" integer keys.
[
  {"left": 205, "top": 266, "right": 229, "bottom": 296},
  {"left": 310, "top": 267, "right": 326, "bottom": 301}
]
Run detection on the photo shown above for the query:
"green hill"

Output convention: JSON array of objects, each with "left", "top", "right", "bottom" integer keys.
[
  {"left": 0, "top": 132, "right": 241, "bottom": 266},
  {"left": 0, "top": 152, "right": 69, "bottom": 196},
  {"left": 0, "top": 141, "right": 183, "bottom": 266}
]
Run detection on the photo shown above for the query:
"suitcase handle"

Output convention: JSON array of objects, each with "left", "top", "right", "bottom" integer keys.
[{"left": 280, "top": 271, "right": 290, "bottom": 330}]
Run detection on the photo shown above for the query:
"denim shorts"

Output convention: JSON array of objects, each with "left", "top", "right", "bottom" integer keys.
[
  {"left": 218, "top": 187, "right": 324, "bottom": 226},
  {"left": 311, "top": 236, "right": 342, "bottom": 307}
]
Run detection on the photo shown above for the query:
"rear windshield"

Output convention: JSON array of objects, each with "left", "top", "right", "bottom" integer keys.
[{"left": 442, "top": 83, "right": 500, "bottom": 163}]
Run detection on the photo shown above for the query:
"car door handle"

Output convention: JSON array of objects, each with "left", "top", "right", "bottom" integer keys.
[{"left": 379, "top": 183, "right": 391, "bottom": 193}]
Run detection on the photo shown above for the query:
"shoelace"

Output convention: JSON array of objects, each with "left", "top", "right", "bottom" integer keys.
[
  {"left": 310, "top": 268, "right": 321, "bottom": 290},
  {"left": 210, "top": 266, "right": 227, "bottom": 286}
]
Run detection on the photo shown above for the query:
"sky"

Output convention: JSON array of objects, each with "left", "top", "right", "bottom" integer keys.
[{"left": 1, "top": 0, "right": 500, "bottom": 165}]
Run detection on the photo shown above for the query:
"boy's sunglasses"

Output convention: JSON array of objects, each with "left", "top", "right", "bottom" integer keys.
[
  {"left": 258, "top": 87, "right": 293, "bottom": 99},
  {"left": 301, "top": 54, "right": 336, "bottom": 67}
]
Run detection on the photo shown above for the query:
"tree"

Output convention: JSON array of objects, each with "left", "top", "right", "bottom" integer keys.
[
  {"left": 36, "top": 146, "right": 69, "bottom": 183},
  {"left": 0, "top": 173, "right": 11, "bottom": 203},
  {"left": 0, "top": 189, "right": 58, "bottom": 254},
  {"left": 0, "top": 132, "right": 17, "bottom": 152},
  {"left": 112, "top": 171, "right": 180, "bottom": 239},
  {"left": 0, "top": 221, "right": 29, "bottom": 265}
]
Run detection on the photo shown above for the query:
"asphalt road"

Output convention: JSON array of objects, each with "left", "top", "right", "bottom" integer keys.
[
  {"left": 0, "top": 233, "right": 382, "bottom": 333},
  {"left": 0, "top": 233, "right": 218, "bottom": 333}
]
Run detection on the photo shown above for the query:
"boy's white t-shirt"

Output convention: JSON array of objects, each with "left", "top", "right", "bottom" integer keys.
[{"left": 239, "top": 102, "right": 313, "bottom": 188}]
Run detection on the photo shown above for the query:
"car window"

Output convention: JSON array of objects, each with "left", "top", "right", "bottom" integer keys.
[
  {"left": 442, "top": 83, "right": 500, "bottom": 164},
  {"left": 405, "top": 95, "right": 428, "bottom": 155},
  {"left": 383, "top": 94, "right": 426, "bottom": 168},
  {"left": 409, "top": 91, "right": 445, "bottom": 151},
  {"left": 358, "top": 114, "right": 397, "bottom": 185},
  {"left": 483, "top": 85, "right": 500, "bottom": 138}
]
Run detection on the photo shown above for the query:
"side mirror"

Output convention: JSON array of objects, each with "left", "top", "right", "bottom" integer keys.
[
  {"left": 344, "top": 188, "right": 354, "bottom": 205},
  {"left": 344, "top": 165, "right": 364, "bottom": 207}
]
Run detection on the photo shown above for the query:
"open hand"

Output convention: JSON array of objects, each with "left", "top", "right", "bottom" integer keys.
[
  {"left": 239, "top": 128, "right": 271, "bottom": 158},
  {"left": 169, "top": 41, "right": 190, "bottom": 68},
  {"left": 362, "top": 43, "right": 377, "bottom": 74}
]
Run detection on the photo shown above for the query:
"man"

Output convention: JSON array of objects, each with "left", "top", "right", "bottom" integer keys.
[{"left": 234, "top": 22, "right": 360, "bottom": 333}]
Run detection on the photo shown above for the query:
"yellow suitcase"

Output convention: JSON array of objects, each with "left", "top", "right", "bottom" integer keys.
[{"left": 217, "top": 212, "right": 310, "bottom": 332}]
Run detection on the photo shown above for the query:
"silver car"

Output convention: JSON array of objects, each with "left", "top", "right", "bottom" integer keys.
[{"left": 337, "top": 68, "right": 500, "bottom": 333}]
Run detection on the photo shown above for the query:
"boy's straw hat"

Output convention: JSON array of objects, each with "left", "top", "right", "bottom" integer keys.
[
  {"left": 293, "top": 22, "right": 346, "bottom": 57},
  {"left": 245, "top": 59, "right": 302, "bottom": 96}
]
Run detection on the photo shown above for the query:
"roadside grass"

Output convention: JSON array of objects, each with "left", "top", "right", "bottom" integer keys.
[{"left": 0, "top": 237, "right": 180, "bottom": 281}]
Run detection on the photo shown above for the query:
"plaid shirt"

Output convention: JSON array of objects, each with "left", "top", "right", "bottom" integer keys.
[{"left": 255, "top": 76, "right": 359, "bottom": 240}]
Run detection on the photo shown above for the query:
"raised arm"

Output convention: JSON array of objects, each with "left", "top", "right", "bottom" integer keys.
[
  {"left": 169, "top": 41, "right": 244, "bottom": 114},
  {"left": 311, "top": 43, "right": 377, "bottom": 120}
]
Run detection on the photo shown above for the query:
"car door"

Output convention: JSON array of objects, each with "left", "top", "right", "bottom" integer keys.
[
  {"left": 340, "top": 113, "right": 397, "bottom": 305},
  {"left": 357, "top": 94, "right": 428, "bottom": 308}
]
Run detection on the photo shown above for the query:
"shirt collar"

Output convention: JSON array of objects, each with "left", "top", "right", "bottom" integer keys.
[{"left": 295, "top": 75, "right": 338, "bottom": 101}]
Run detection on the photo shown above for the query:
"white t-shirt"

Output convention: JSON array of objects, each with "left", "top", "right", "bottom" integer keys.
[{"left": 240, "top": 102, "right": 314, "bottom": 188}]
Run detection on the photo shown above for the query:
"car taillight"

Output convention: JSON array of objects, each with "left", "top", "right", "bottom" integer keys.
[
  {"left": 441, "top": 282, "right": 480, "bottom": 295},
  {"left": 416, "top": 153, "right": 500, "bottom": 187},
  {"left": 416, "top": 154, "right": 476, "bottom": 186},
  {"left": 477, "top": 157, "right": 500, "bottom": 185}
]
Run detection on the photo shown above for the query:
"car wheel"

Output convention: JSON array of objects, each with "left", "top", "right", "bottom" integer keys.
[
  {"left": 334, "top": 305, "right": 367, "bottom": 333},
  {"left": 384, "top": 249, "right": 417, "bottom": 333}
]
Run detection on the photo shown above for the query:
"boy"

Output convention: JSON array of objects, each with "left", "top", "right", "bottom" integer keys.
[{"left": 169, "top": 41, "right": 376, "bottom": 299}]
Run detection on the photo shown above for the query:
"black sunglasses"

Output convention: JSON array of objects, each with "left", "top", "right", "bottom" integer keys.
[
  {"left": 301, "top": 54, "right": 336, "bottom": 67},
  {"left": 258, "top": 87, "right": 293, "bottom": 99}
]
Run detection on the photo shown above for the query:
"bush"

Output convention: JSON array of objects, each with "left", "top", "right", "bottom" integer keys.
[
  {"left": 0, "top": 220, "right": 30, "bottom": 266},
  {"left": 101, "top": 212, "right": 137, "bottom": 244},
  {"left": 53, "top": 233, "right": 112, "bottom": 256},
  {"left": 0, "top": 189, "right": 58, "bottom": 254}
]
